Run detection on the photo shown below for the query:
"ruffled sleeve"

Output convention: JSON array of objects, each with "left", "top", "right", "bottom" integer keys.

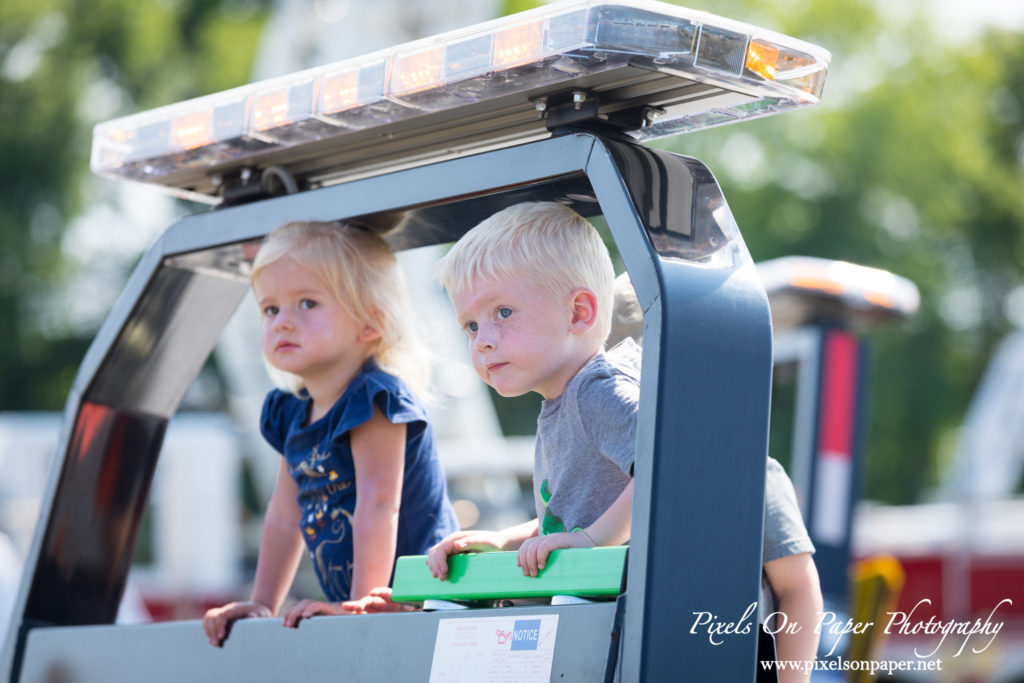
[
  {"left": 324, "top": 366, "right": 428, "bottom": 443},
  {"left": 260, "top": 388, "right": 304, "bottom": 453}
]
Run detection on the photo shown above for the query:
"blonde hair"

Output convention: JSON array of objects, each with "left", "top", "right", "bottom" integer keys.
[
  {"left": 434, "top": 202, "right": 615, "bottom": 341},
  {"left": 251, "top": 220, "right": 430, "bottom": 396}
]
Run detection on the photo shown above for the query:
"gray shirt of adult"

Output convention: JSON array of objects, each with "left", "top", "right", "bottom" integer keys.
[{"left": 533, "top": 338, "right": 641, "bottom": 535}]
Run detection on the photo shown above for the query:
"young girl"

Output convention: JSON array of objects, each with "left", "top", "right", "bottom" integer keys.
[{"left": 203, "top": 220, "right": 458, "bottom": 646}]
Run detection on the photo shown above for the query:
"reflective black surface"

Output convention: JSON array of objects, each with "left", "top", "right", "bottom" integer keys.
[
  {"left": 605, "top": 141, "right": 734, "bottom": 264},
  {"left": 24, "top": 402, "right": 165, "bottom": 626}
]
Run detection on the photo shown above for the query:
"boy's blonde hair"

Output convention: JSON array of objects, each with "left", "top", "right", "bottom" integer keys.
[
  {"left": 251, "top": 220, "right": 430, "bottom": 396},
  {"left": 434, "top": 201, "right": 615, "bottom": 341}
]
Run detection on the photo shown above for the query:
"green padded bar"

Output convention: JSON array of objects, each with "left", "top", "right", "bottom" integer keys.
[{"left": 391, "top": 546, "right": 627, "bottom": 602}]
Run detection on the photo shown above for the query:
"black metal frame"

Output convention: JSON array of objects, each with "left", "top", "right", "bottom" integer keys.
[{"left": 3, "top": 132, "right": 772, "bottom": 682}]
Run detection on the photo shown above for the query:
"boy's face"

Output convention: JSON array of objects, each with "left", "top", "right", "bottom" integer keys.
[{"left": 451, "top": 274, "right": 584, "bottom": 400}]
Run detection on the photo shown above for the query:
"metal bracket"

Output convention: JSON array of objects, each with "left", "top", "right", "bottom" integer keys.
[{"left": 541, "top": 90, "right": 664, "bottom": 140}]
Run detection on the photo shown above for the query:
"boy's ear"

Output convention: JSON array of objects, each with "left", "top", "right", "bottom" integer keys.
[{"left": 569, "top": 288, "right": 599, "bottom": 334}]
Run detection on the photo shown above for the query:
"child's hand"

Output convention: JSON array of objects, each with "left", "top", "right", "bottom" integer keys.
[
  {"left": 517, "top": 530, "right": 594, "bottom": 578},
  {"left": 280, "top": 599, "right": 351, "bottom": 627},
  {"left": 426, "top": 530, "right": 507, "bottom": 580},
  {"left": 341, "top": 587, "right": 415, "bottom": 614},
  {"left": 202, "top": 600, "right": 272, "bottom": 647}
]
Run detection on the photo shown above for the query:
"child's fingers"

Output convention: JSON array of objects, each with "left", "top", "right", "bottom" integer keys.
[
  {"left": 340, "top": 596, "right": 365, "bottom": 612},
  {"left": 427, "top": 548, "right": 450, "bottom": 580},
  {"left": 535, "top": 545, "right": 549, "bottom": 571},
  {"left": 203, "top": 605, "right": 238, "bottom": 646},
  {"left": 282, "top": 600, "right": 309, "bottom": 628},
  {"left": 517, "top": 540, "right": 538, "bottom": 577},
  {"left": 202, "top": 614, "right": 220, "bottom": 645}
]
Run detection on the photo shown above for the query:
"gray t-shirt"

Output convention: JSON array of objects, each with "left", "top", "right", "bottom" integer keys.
[
  {"left": 761, "top": 456, "right": 815, "bottom": 618},
  {"left": 533, "top": 339, "right": 641, "bottom": 534},
  {"left": 763, "top": 457, "right": 814, "bottom": 563}
]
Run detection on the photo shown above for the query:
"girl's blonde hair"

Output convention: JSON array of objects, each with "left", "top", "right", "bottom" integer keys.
[
  {"left": 251, "top": 220, "right": 430, "bottom": 397},
  {"left": 434, "top": 202, "right": 615, "bottom": 342}
]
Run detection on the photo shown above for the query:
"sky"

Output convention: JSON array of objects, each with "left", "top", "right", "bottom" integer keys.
[{"left": 927, "top": 0, "right": 1024, "bottom": 38}]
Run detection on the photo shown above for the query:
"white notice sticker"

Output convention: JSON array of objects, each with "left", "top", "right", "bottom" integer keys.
[{"left": 428, "top": 614, "right": 559, "bottom": 682}]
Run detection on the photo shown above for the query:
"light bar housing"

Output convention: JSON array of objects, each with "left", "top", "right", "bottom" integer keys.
[
  {"left": 91, "top": 0, "right": 830, "bottom": 202},
  {"left": 758, "top": 256, "right": 920, "bottom": 329}
]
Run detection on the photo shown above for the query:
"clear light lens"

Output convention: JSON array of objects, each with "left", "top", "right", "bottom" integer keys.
[
  {"left": 247, "top": 75, "right": 341, "bottom": 144},
  {"left": 315, "top": 59, "right": 415, "bottom": 130},
  {"left": 90, "top": 0, "right": 831, "bottom": 196},
  {"left": 695, "top": 25, "right": 748, "bottom": 76},
  {"left": 545, "top": 8, "right": 590, "bottom": 51},
  {"left": 91, "top": 88, "right": 273, "bottom": 179},
  {"left": 592, "top": 5, "right": 697, "bottom": 56},
  {"left": 443, "top": 35, "right": 493, "bottom": 81}
]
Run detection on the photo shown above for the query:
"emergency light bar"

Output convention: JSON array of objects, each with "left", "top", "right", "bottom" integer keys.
[
  {"left": 91, "top": 0, "right": 830, "bottom": 202},
  {"left": 758, "top": 256, "right": 920, "bottom": 328}
]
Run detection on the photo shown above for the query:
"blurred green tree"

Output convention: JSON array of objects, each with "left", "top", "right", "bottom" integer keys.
[
  {"left": 4, "top": 0, "right": 1022, "bottom": 507},
  {"left": 0, "top": 0, "right": 269, "bottom": 410},
  {"left": 658, "top": 0, "right": 1024, "bottom": 503}
]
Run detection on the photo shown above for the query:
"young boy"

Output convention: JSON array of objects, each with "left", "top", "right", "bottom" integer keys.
[
  {"left": 427, "top": 201, "right": 637, "bottom": 579},
  {"left": 428, "top": 204, "right": 821, "bottom": 679}
]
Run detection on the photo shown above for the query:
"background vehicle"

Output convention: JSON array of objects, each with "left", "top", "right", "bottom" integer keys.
[
  {"left": 852, "top": 326, "right": 1024, "bottom": 681},
  {"left": 763, "top": 255, "right": 1024, "bottom": 681}
]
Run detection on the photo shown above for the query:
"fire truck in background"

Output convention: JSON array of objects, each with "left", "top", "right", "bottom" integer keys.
[
  {"left": 760, "top": 255, "right": 1024, "bottom": 682},
  {"left": 853, "top": 328, "right": 1024, "bottom": 682}
]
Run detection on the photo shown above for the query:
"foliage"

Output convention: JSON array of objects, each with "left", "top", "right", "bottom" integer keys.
[
  {"left": 0, "top": 0, "right": 270, "bottom": 410},
  {"left": 655, "top": 0, "right": 1024, "bottom": 503},
  {"left": 3, "top": 0, "right": 1022, "bottom": 506}
]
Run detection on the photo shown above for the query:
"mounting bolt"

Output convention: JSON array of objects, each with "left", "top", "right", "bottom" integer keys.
[
  {"left": 239, "top": 167, "right": 253, "bottom": 184},
  {"left": 642, "top": 107, "right": 662, "bottom": 128},
  {"left": 534, "top": 100, "right": 548, "bottom": 117},
  {"left": 572, "top": 90, "right": 587, "bottom": 110}
]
